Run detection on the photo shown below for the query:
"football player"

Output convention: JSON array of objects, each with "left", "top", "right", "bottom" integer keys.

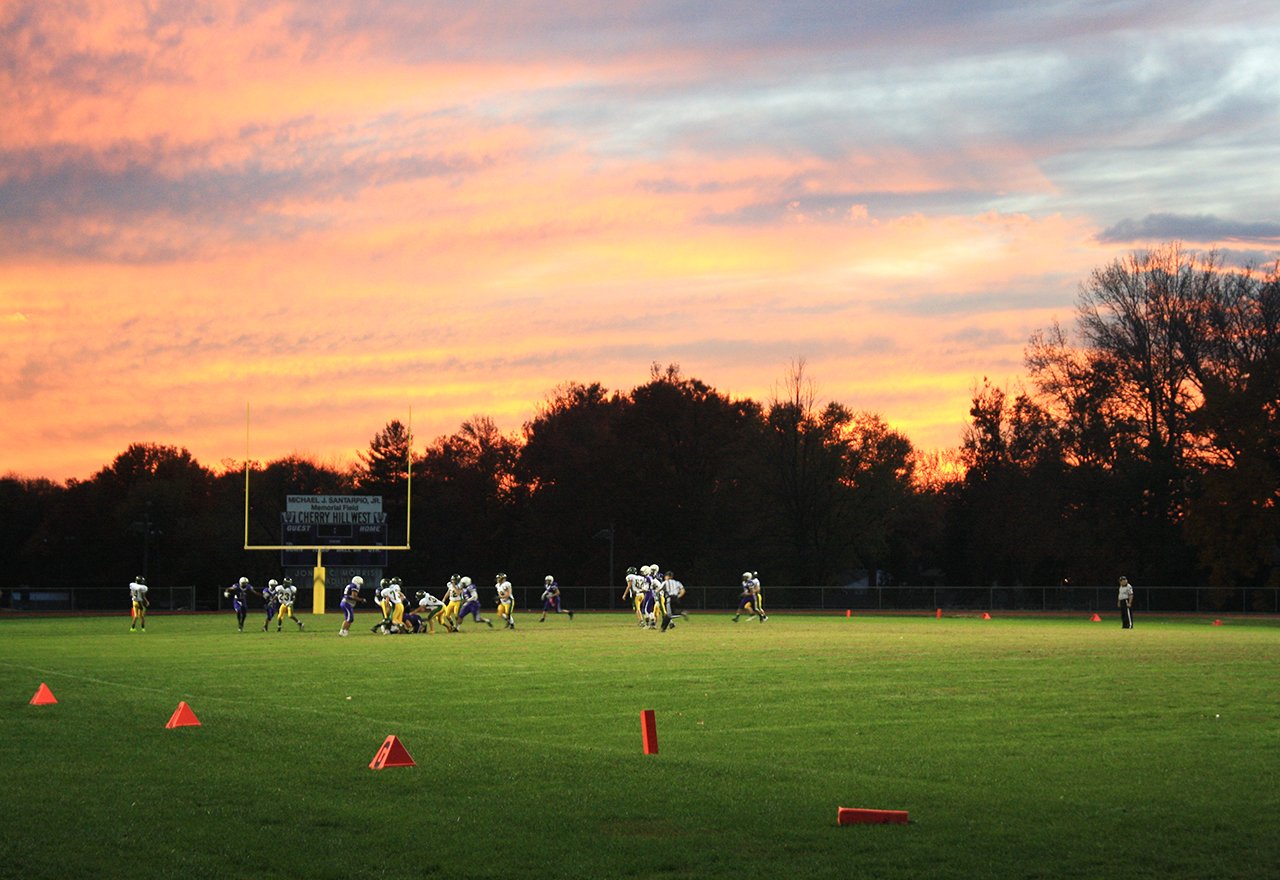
[
  {"left": 128, "top": 576, "right": 149, "bottom": 632},
  {"left": 622, "top": 566, "right": 646, "bottom": 627},
  {"left": 495, "top": 573, "right": 516, "bottom": 630},
  {"left": 225, "top": 577, "right": 254, "bottom": 632},
  {"left": 538, "top": 575, "right": 574, "bottom": 622},
  {"left": 260, "top": 579, "right": 281, "bottom": 632},
  {"left": 411, "top": 589, "right": 445, "bottom": 633},
  {"left": 732, "top": 571, "right": 766, "bottom": 622},
  {"left": 438, "top": 576, "right": 463, "bottom": 632},
  {"left": 275, "top": 577, "right": 304, "bottom": 631},
  {"left": 457, "top": 576, "right": 493, "bottom": 629},
  {"left": 338, "top": 576, "right": 365, "bottom": 636}
]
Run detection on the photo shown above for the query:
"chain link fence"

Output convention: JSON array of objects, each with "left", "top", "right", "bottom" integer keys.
[{"left": 4, "top": 583, "right": 1277, "bottom": 615}]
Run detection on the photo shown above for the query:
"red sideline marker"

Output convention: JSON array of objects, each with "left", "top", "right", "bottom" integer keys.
[
  {"left": 166, "top": 701, "right": 201, "bottom": 728},
  {"left": 935, "top": 608, "right": 942, "bottom": 619},
  {"left": 370, "top": 735, "right": 416, "bottom": 769},
  {"left": 1212, "top": 619, "right": 1224, "bottom": 626},
  {"left": 1090, "top": 613, "right": 1102, "bottom": 622},
  {"left": 641, "top": 709, "right": 659, "bottom": 755},
  {"left": 981, "top": 612, "right": 992, "bottom": 620},
  {"left": 30, "top": 683, "right": 57, "bottom": 705},
  {"left": 838, "top": 807, "right": 909, "bottom": 826}
]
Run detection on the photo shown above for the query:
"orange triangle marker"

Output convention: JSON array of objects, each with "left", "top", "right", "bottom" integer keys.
[
  {"left": 369, "top": 735, "right": 416, "bottom": 769},
  {"left": 1212, "top": 619, "right": 1223, "bottom": 626},
  {"left": 981, "top": 612, "right": 992, "bottom": 620},
  {"left": 1090, "top": 613, "right": 1102, "bottom": 622},
  {"left": 30, "top": 683, "right": 57, "bottom": 705},
  {"left": 165, "top": 701, "right": 201, "bottom": 728}
]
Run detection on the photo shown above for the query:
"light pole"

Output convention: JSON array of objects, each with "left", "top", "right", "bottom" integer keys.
[{"left": 593, "top": 524, "right": 615, "bottom": 602}]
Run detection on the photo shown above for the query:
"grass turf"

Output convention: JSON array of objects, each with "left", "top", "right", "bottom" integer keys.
[{"left": 1, "top": 610, "right": 1277, "bottom": 880}]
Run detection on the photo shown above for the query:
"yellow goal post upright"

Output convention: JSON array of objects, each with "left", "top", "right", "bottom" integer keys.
[{"left": 242, "top": 404, "right": 413, "bottom": 614}]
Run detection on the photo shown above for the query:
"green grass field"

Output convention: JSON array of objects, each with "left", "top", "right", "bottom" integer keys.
[{"left": 2, "top": 610, "right": 1277, "bottom": 880}]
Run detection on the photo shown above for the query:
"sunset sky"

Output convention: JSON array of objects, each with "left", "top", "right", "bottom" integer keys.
[{"left": 3, "top": 1, "right": 1278, "bottom": 481}]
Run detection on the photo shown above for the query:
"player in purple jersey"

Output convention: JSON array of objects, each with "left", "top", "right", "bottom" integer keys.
[
  {"left": 731, "top": 571, "right": 766, "bottom": 622},
  {"left": 538, "top": 576, "right": 574, "bottom": 622},
  {"left": 338, "top": 576, "right": 366, "bottom": 637},
  {"left": 260, "top": 579, "right": 281, "bottom": 632},
  {"left": 224, "top": 577, "right": 254, "bottom": 632},
  {"left": 456, "top": 577, "right": 493, "bottom": 629}
]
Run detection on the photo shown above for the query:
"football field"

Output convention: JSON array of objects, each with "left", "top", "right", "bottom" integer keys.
[{"left": 2, "top": 610, "right": 1277, "bottom": 879}]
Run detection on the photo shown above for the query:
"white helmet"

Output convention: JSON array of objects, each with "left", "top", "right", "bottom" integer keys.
[
  {"left": 461, "top": 576, "right": 472, "bottom": 587},
  {"left": 239, "top": 577, "right": 249, "bottom": 585},
  {"left": 353, "top": 575, "right": 364, "bottom": 586},
  {"left": 742, "top": 571, "right": 753, "bottom": 580},
  {"left": 268, "top": 579, "right": 279, "bottom": 588},
  {"left": 640, "top": 565, "right": 651, "bottom": 576},
  {"left": 544, "top": 575, "right": 554, "bottom": 585}
]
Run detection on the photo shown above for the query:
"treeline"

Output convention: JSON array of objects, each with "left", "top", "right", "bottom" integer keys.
[{"left": 2, "top": 244, "right": 1277, "bottom": 591}]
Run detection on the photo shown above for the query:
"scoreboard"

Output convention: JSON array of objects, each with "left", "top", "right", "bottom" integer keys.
[
  {"left": 280, "top": 495, "right": 388, "bottom": 567},
  {"left": 280, "top": 522, "right": 388, "bottom": 567}
]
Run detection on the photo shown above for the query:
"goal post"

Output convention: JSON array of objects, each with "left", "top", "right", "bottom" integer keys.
[{"left": 242, "top": 404, "right": 414, "bottom": 613}]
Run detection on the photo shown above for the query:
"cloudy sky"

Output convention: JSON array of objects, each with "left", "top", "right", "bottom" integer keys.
[{"left": 3, "top": 0, "right": 1278, "bottom": 480}]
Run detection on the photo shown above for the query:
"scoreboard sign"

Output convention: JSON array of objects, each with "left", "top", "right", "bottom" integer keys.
[{"left": 281, "top": 495, "right": 388, "bottom": 566}]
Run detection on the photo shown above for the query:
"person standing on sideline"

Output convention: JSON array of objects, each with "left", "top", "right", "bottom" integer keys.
[
  {"left": 338, "top": 576, "right": 365, "bottom": 637},
  {"left": 1118, "top": 576, "right": 1135, "bottom": 629},
  {"left": 129, "top": 576, "right": 149, "bottom": 632}
]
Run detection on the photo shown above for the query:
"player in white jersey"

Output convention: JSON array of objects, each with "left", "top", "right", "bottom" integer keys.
[
  {"left": 732, "top": 571, "right": 767, "bottom": 622},
  {"left": 645, "top": 567, "right": 665, "bottom": 629},
  {"left": 391, "top": 578, "right": 409, "bottom": 630},
  {"left": 637, "top": 566, "right": 660, "bottom": 630},
  {"left": 274, "top": 578, "right": 304, "bottom": 631},
  {"left": 435, "top": 577, "right": 462, "bottom": 633},
  {"left": 411, "top": 590, "right": 445, "bottom": 633},
  {"left": 495, "top": 574, "right": 516, "bottom": 630},
  {"left": 128, "top": 576, "right": 149, "bottom": 632},
  {"left": 622, "top": 566, "right": 646, "bottom": 627}
]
